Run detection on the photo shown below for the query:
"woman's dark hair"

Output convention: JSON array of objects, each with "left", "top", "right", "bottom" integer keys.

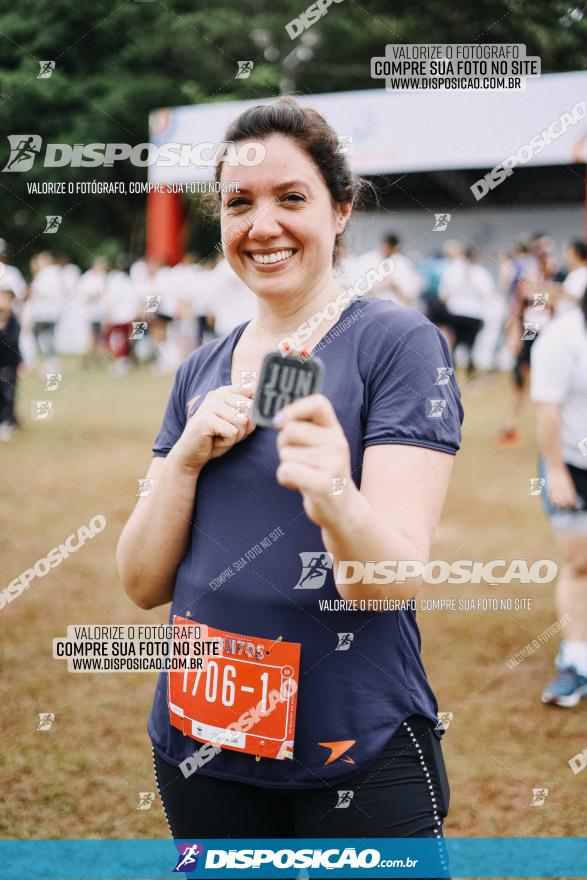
[{"left": 215, "top": 97, "right": 366, "bottom": 265}]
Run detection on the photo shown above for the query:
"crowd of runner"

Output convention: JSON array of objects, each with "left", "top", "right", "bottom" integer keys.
[{"left": 0, "top": 231, "right": 585, "bottom": 447}]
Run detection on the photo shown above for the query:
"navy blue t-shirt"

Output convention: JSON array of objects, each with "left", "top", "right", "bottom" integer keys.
[{"left": 148, "top": 298, "right": 464, "bottom": 788}]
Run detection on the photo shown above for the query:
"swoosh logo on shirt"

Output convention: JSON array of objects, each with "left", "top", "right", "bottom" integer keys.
[{"left": 318, "top": 739, "right": 357, "bottom": 765}]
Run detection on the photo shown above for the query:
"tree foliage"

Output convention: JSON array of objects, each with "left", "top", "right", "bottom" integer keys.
[{"left": 0, "top": 0, "right": 585, "bottom": 270}]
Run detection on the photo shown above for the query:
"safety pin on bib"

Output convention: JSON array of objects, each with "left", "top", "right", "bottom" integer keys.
[
  {"left": 256, "top": 636, "right": 283, "bottom": 759},
  {"left": 266, "top": 635, "right": 283, "bottom": 655}
]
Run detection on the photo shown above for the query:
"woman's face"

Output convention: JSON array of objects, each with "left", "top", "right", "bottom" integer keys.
[{"left": 219, "top": 134, "right": 350, "bottom": 301}]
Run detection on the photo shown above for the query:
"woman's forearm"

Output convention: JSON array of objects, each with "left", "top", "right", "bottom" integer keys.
[
  {"left": 116, "top": 451, "right": 201, "bottom": 609},
  {"left": 320, "top": 486, "right": 426, "bottom": 602},
  {"left": 535, "top": 403, "right": 563, "bottom": 470}
]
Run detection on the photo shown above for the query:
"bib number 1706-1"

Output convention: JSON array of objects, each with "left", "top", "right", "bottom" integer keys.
[{"left": 168, "top": 616, "right": 301, "bottom": 761}]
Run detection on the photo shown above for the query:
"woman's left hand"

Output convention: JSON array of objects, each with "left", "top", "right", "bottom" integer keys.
[{"left": 274, "top": 394, "right": 355, "bottom": 528}]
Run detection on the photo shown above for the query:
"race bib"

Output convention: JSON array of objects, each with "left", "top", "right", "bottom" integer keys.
[{"left": 168, "top": 616, "right": 300, "bottom": 760}]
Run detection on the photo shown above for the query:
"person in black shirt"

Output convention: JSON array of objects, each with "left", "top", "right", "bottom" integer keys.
[{"left": 0, "top": 289, "right": 22, "bottom": 441}]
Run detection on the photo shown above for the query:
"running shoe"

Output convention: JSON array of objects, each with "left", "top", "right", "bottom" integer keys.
[
  {"left": 554, "top": 646, "right": 565, "bottom": 670},
  {"left": 0, "top": 423, "right": 14, "bottom": 442},
  {"left": 494, "top": 428, "right": 521, "bottom": 447},
  {"left": 541, "top": 666, "right": 587, "bottom": 707}
]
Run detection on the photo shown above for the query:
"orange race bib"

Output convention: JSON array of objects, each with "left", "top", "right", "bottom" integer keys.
[{"left": 168, "top": 615, "right": 301, "bottom": 761}]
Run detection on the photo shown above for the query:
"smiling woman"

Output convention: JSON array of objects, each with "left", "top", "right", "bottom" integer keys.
[
  {"left": 116, "top": 97, "right": 463, "bottom": 855},
  {"left": 215, "top": 97, "right": 359, "bottom": 275}
]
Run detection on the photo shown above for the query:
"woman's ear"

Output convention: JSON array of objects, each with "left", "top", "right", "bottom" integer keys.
[{"left": 335, "top": 200, "right": 353, "bottom": 234}]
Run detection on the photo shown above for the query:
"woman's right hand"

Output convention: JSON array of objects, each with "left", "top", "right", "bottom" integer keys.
[
  {"left": 547, "top": 465, "right": 578, "bottom": 510},
  {"left": 170, "top": 384, "right": 256, "bottom": 473}
]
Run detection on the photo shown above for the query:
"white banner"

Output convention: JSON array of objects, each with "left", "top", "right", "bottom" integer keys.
[{"left": 148, "top": 71, "right": 587, "bottom": 183}]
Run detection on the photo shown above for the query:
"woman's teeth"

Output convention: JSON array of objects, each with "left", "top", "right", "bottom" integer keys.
[{"left": 250, "top": 250, "right": 294, "bottom": 265}]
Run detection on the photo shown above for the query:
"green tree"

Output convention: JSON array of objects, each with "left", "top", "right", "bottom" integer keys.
[{"left": 0, "top": 0, "right": 584, "bottom": 271}]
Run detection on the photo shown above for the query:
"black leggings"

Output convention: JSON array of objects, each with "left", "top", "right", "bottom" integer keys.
[
  {"left": 0, "top": 365, "right": 17, "bottom": 425},
  {"left": 448, "top": 314, "right": 484, "bottom": 377},
  {"left": 153, "top": 714, "right": 450, "bottom": 840}
]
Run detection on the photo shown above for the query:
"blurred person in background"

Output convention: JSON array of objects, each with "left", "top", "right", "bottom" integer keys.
[
  {"left": 495, "top": 240, "right": 537, "bottom": 362},
  {"left": 77, "top": 256, "right": 109, "bottom": 366},
  {"left": 56, "top": 252, "right": 81, "bottom": 293},
  {"left": 372, "top": 233, "right": 423, "bottom": 306},
  {"left": 341, "top": 233, "right": 423, "bottom": 307},
  {"left": 155, "top": 259, "right": 185, "bottom": 373},
  {"left": 551, "top": 240, "right": 587, "bottom": 317},
  {"left": 54, "top": 253, "right": 85, "bottom": 357},
  {"left": 132, "top": 256, "right": 163, "bottom": 362},
  {"left": 198, "top": 257, "right": 220, "bottom": 345},
  {"left": 0, "top": 289, "right": 22, "bottom": 441},
  {"left": 0, "top": 239, "right": 26, "bottom": 302},
  {"left": 417, "top": 247, "right": 452, "bottom": 324},
  {"left": 496, "top": 233, "right": 557, "bottom": 447},
  {"left": 498, "top": 240, "right": 537, "bottom": 306},
  {"left": 205, "top": 253, "right": 257, "bottom": 337},
  {"left": 0, "top": 239, "right": 31, "bottom": 366},
  {"left": 137, "top": 257, "right": 183, "bottom": 374},
  {"left": 130, "top": 255, "right": 148, "bottom": 286},
  {"left": 531, "top": 282, "right": 587, "bottom": 706},
  {"left": 28, "top": 251, "right": 64, "bottom": 372},
  {"left": 437, "top": 245, "right": 494, "bottom": 381},
  {"left": 174, "top": 252, "right": 211, "bottom": 349},
  {"left": 167, "top": 254, "right": 199, "bottom": 358},
  {"left": 529, "top": 231, "right": 558, "bottom": 282},
  {"left": 102, "top": 255, "right": 140, "bottom": 376}
]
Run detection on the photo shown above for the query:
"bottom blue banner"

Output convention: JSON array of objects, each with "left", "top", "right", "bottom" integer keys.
[{"left": 1, "top": 838, "right": 586, "bottom": 879}]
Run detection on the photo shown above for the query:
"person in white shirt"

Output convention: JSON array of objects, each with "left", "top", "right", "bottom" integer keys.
[
  {"left": 553, "top": 240, "right": 587, "bottom": 317},
  {"left": 173, "top": 253, "right": 211, "bottom": 348},
  {"left": 205, "top": 255, "right": 257, "bottom": 338},
  {"left": 338, "top": 234, "right": 422, "bottom": 307},
  {"left": 52, "top": 254, "right": 87, "bottom": 356},
  {"left": 438, "top": 246, "right": 494, "bottom": 379},
  {"left": 0, "top": 240, "right": 26, "bottom": 301},
  {"left": 77, "top": 257, "right": 109, "bottom": 363},
  {"left": 130, "top": 257, "right": 148, "bottom": 286},
  {"left": 58, "top": 254, "right": 81, "bottom": 295},
  {"left": 531, "top": 290, "right": 587, "bottom": 707},
  {"left": 133, "top": 258, "right": 183, "bottom": 374},
  {"left": 102, "top": 257, "right": 141, "bottom": 375},
  {"left": 375, "top": 234, "right": 423, "bottom": 306},
  {"left": 145, "top": 259, "right": 178, "bottom": 321},
  {"left": 28, "top": 251, "right": 65, "bottom": 368}
]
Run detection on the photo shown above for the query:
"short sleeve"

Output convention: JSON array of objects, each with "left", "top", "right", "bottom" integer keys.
[
  {"left": 563, "top": 270, "right": 587, "bottom": 301},
  {"left": 152, "top": 360, "right": 189, "bottom": 457},
  {"left": 362, "top": 319, "right": 463, "bottom": 454},
  {"left": 530, "top": 323, "right": 572, "bottom": 403}
]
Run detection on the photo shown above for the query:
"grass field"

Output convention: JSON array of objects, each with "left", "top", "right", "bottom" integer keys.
[{"left": 0, "top": 359, "right": 584, "bottom": 844}]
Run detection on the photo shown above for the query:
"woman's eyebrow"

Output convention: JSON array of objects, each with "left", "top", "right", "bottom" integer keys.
[
  {"left": 272, "top": 180, "right": 308, "bottom": 192},
  {"left": 223, "top": 180, "right": 309, "bottom": 198}
]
